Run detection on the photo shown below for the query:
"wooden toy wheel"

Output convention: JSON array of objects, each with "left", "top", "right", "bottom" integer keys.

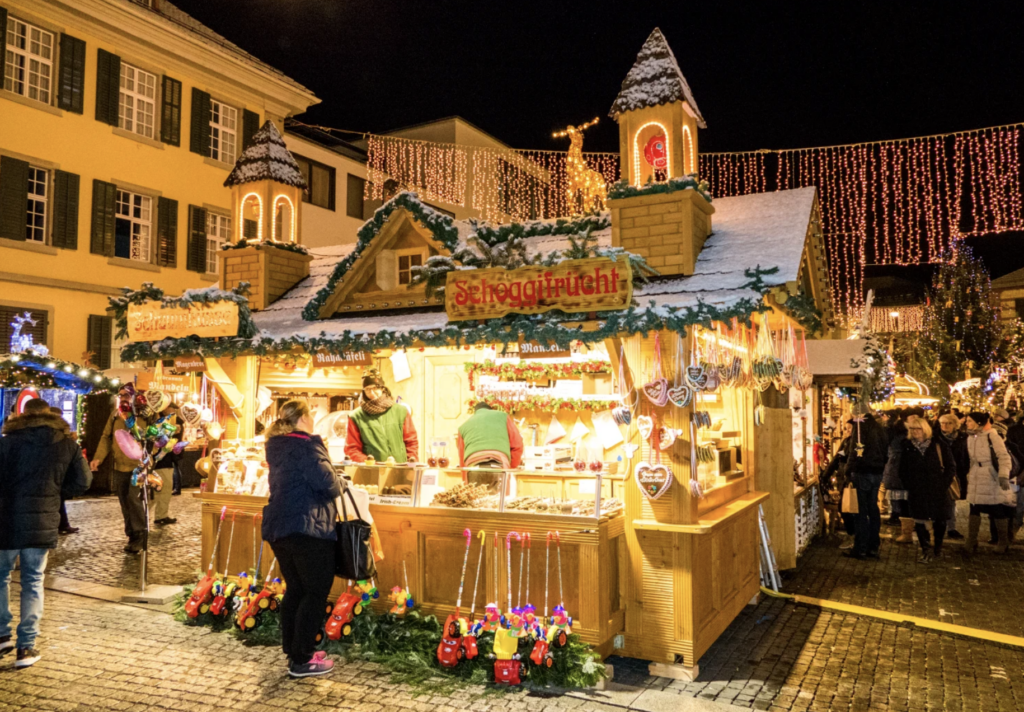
[
  {"left": 342, "top": 624, "right": 352, "bottom": 637},
  {"left": 199, "top": 603, "right": 210, "bottom": 614},
  {"left": 258, "top": 598, "right": 270, "bottom": 610},
  {"left": 545, "top": 656, "right": 553, "bottom": 668},
  {"left": 456, "top": 646, "right": 465, "bottom": 661},
  {"left": 268, "top": 599, "right": 279, "bottom": 612},
  {"left": 354, "top": 603, "right": 363, "bottom": 616},
  {"left": 325, "top": 602, "right": 333, "bottom": 614},
  {"left": 244, "top": 616, "right": 256, "bottom": 629},
  {"left": 447, "top": 620, "right": 460, "bottom": 638},
  {"left": 556, "top": 630, "right": 567, "bottom": 647}
]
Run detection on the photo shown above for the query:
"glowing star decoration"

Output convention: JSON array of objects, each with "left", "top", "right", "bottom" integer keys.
[
  {"left": 553, "top": 118, "right": 608, "bottom": 215},
  {"left": 9, "top": 312, "right": 48, "bottom": 357},
  {"left": 644, "top": 134, "right": 668, "bottom": 170}
]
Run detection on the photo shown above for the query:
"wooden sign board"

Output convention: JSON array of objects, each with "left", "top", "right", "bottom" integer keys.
[
  {"left": 445, "top": 257, "right": 632, "bottom": 322},
  {"left": 127, "top": 301, "right": 239, "bottom": 342},
  {"left": 517, "top": 341, "right": 571, "bottom": 359},
  {"left": 312, "top": 350, "right": 372, "bottom": 368},
  {"left": 136, "top": 373, "right": 191, "bottom": 394},
  {"left": 173, "top": 355, "right": 207, "bottom": 372}
]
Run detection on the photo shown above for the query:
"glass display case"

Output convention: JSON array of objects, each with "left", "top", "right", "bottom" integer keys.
[{"left": 210, "top": 442, "right": 269, "bottom": 496}]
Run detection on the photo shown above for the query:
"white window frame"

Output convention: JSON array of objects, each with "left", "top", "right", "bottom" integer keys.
[
  {"left": 118, "top": 62, "right": 157, "bottom": 139},
  {"left": 206, "top": 212, "right": 231, "bottom": 274},
  {"left": 26, "top": 166, "right": 49, "bottom": 243},
  {"left": 396, "top": 248, "right": 426, "bottom": 286},
  {"left": 4, "top": 17, "right": 54, "bottom": 104},
  {"left": 115, "top": 189, "right": 153, "bottom": 263},
  {"left": 209, "top": 99, "right": 238, "bottom": 165}
]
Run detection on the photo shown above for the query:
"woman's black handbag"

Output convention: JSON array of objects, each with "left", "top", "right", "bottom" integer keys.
[{"left": 334, "top": 487, "right": 376, "bottom": 580}]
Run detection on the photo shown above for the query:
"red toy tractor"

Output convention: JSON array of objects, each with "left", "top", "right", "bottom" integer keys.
[
  {"left": 494, "top": 659, "right": 523, "bottom": 685},
  {"left": 324, "top": 588, "right": 363, "bottom": 640}
]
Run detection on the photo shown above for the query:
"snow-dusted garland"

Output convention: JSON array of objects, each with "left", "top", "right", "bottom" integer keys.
[
  {"left": 220, "top": 239, "right": 310, "bottom": 256},
  {"left": 607, "top": 175, "right": 713, "bottom": 204},
  {"left": 301, "top": 192, "right": 613, "bottom": 321},
  {"left": 116, "top": 267, "right": 780, "bottom": 363},
  {"left": 110, "top": 282, "right": 258, "bottom": 342}
]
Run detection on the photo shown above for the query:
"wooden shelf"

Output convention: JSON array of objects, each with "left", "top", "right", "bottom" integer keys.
[
  {"left": 633, "top": 491, "right": 770, "bottom": 535},
  {"left": 793, "top": 477, "right": 820, "bottom": 499}
]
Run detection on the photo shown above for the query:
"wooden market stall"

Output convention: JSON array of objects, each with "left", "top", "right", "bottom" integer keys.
[{"left": 116, "top": 32, "right": 838, "bottom": 680}]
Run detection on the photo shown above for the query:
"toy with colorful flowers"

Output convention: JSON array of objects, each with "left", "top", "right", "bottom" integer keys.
[
  {"left": 473, "top": 603, "right": 503, "bottom": 635},
  {"left": 548, "top": 604, "right": 573, "bottom": 647},
  {"left": 355, "top": 579, "right": 379, "bottom": 602},
  {"left": 388, "top": 560, "right": 415, "bottom": 615}
]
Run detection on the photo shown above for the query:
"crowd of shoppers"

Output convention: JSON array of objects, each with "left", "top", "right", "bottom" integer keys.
[{"left": 830, "top": 404, "right": 1023, "bottom": 563}]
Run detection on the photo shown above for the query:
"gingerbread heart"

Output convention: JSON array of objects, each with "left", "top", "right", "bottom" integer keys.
[
  {"left": 667, "top": 384, "right": 692, "bottom": 408},
  {"left": 634, "top": 462, "right": 674, "bottom": 500},
  {"left": 685, "top": 365, "right": 708, "bottom": 390},
  {"left": 642, "top": 378, "right": 669, "bottom": 407},
  {"left": 704, "top": 365, "right": 720, "bottom": 392},
  {"left": 636, "top": 415, "right": 654, "bottom": 441},
  {"left": 658, "top": 427, "right": 681, "bottom": 451},
  {"left": 180, "top": 403, "right": 202, "bottom": 427}
]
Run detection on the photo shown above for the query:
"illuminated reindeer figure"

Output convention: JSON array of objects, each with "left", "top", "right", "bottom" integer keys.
[
  {"left": 9, "top": 311, "right": 48, "bottom": 356},
  {"left": 553, "top": 118, "right": 607, "bottom": 215}
]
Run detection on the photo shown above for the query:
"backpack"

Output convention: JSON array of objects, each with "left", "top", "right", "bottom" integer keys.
[{"left": 988, "top": 432, "right": 1024, "bottom": 479}]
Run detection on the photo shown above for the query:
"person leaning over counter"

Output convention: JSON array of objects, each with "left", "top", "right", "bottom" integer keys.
[
  {"left": 457, "top": 401, "right": 524, "bottom": 470},
  {"left": 345, "top": 370, "right": 419, "bottom": 463}
]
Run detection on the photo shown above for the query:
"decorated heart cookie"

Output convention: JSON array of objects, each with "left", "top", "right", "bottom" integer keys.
[
  {"left": 685, "top": 365, "right": 708, "bottom": 390},
  {"left": 636, "top": 415, "right": 654, "bottom": 441},
  {"left": 634, "top": 462, "right": 673, "bottom": 500},
  {"left": 667, "top": 384, "right": 692, "bottom": 408},
  {"left": 703, "top": 365, "right": 720, "bottom": 392},
  {"left": 658, "top": 427, "right": 682, "bottom": 451},
  {"left": 642, "top": 378, "right": 669, "bottom": 407},
  {"left": 180, "top": 403, "right": 202, "bottom": 427}
]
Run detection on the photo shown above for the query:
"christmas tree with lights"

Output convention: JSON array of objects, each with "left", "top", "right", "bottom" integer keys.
[{"left": 919, "top": 245, "right": 999, "bottom": 386}]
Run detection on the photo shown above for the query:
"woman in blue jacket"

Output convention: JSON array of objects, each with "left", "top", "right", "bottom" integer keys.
[{"left": 261, "top": 400, "right": 341, "bottom": 678}]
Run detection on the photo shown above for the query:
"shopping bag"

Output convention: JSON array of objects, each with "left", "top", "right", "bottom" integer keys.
[
  {"left": 841, "top": 484, "right": 859, "bottom": 515},
  {"left": 334, "top": 487, "right": 377, "bottom": 580}
]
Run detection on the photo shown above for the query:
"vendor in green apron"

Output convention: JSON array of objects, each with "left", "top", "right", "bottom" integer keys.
[
  {"left": 457, "top": 402, "right": 524, "bottom": 470},
  {"left": 345, "top": 369, "right": 419, "bottom": 463}
]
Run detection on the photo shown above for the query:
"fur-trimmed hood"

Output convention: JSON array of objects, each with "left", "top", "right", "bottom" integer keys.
[
  {"left": 3, "top": 411, "right": 71, "bottom": 437},
  {"left": 266, "top": 420, "right": 299, "bottom": 439}
]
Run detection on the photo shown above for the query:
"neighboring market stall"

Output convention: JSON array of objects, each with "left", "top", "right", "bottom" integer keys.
[{"left": 114, "top": 33, "right": 836, "bottom": 681}]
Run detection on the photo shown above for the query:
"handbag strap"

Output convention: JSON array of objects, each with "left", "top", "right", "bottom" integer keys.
[{"left": 336, "top": 482, "right": 366, "bottom": 523}]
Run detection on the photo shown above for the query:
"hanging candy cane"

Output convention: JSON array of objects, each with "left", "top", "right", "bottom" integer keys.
[{"left": 505, "top": 531, "right": 520, "bottom": 613}]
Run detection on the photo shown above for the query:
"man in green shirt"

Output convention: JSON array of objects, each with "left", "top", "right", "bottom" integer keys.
[
  {"left": 457, "top": 402, "right": 524, "bottom": 470},
  {"left": 345, "top": 370, "right": 419, "bottom": 463}
]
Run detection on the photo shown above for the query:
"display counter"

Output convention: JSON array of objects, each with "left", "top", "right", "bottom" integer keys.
[{"left": 198, "top": 461, "right": 627, "bottom": 656}]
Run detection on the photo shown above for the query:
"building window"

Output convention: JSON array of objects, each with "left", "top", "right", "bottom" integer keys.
[
  {"left": 115, "top": 190, "right": 152, "bottom": 262},
  {"left": 119, "top": 63, "right": 157, "bottom": 139},
  {"left": 4, "top": 17, "right": 54, "bottom": 104},
  {"left": 274, "top": 195, "right": 295, "bottom": 242},
  {"left": 397, "top": 249, "right": 424, "bottom": 286},
  {"left": 0, "top": 305, "right": 47, "bottom": 353},
  {"left": 294, "top": 154, "right": 335, "bottom": 210},
  {"left": 209, "top": 99, "right": 237, "bottom": 164},
  {"left": 206, "top": 212, "right": 230, "bottom": 273},
  {"left": 240, "top": 193, "right": 261, "bottom": 241},
  {"left": 347, "top": 174, "right": 365, "bottom": 219},
  {"left": 26, "top": 166, "right": 48, "bottom": 243}
]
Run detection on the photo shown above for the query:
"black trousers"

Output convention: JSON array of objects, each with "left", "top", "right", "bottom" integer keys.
[
  {"left": 113, "top": 469, "right": 147, "bottom": 538},
  {"left": 271, "top": 535, "right": 336, "bottom": 665},
  {"left": 58, "top": 497, "right": 70, "bottom": 530},
  {"left": 915, "top": 519, "right": 947, "bottom": 554}
]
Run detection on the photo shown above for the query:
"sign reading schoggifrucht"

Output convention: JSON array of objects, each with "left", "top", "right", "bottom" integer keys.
[
  {"left": 127, "top": 301, "right": 240, "bottom": 342},
  {"left": 445, "top": 257, "right": 632, "bottom": 321}
]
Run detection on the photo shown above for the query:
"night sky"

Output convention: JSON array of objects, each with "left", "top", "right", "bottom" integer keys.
[{"left": 174, "top": 0, "right": 1024, "bottom": 275}]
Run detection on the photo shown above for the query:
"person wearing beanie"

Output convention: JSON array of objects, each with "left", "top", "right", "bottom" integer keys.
[
  {"left": 345, "top": 370, "right": 419, "bottom": 463},
  {"left": 457, "top": 402, "right": 524, "bottom": 470},
  {"left": 993, "top": 407, "right": 1011, "bottom": 438}
]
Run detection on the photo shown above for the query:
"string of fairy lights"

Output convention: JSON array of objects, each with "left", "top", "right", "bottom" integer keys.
[{"left": 355, "top": 122, "right": 1023, "bottom": 320}]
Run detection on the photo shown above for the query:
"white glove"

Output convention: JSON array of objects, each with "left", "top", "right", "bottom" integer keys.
[{"left": 999, "top": 476, "right": 1010, "bottom": 491}]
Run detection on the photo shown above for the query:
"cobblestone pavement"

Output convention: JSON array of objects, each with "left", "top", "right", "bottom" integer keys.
[
  {"left": 46, "top": 492, "right": 202, "bottom": 589},
  {"left": 786, "top": 514, "right": 1024, "bottom": 638}
]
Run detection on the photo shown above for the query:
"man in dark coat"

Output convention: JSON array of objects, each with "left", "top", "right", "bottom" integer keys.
[
  {"left": 0, "top": 399, "right": 91, "bottom": 668},
  {"left": 844, "top": 406, "right": 890, "bottom": 559}
]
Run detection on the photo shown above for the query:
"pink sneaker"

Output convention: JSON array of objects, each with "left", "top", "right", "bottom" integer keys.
[
  {"left": 289, "top": 654, "right": 333, "bottom": 678},
  {"left": 311, "top": 651, "right": 327, "bottom": 662}
]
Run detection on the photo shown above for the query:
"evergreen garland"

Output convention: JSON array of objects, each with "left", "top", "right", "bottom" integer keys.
[
  {"left": 607, "top": 175, "right": 713, "bottom": 204},
  {"left": 118, "top": 265, "right": 778, "bottom": 363},
  {"left": 468, "top": 394, "right": 619, "bottom": 414},
  {"left": 466, "top": 359, "right": 611, "bottom": 388},
  {"left": 778, "top": 292, "right": 824, "bottom": 335}
]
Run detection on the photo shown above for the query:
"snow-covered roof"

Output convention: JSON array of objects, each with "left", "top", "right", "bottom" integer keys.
[
  {"left": 224, "top": 121, "right": 308, "bottom": 189},
  {"left": 609, "top": 28, "right": 706, "bottom": 128},
  {"left": 251, "top": 186, "right": 817, "bottom": 341}
]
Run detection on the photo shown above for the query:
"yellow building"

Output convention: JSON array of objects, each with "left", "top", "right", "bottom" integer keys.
[{"left": 0, "top": 0, "right": 317, "bottom": 367}]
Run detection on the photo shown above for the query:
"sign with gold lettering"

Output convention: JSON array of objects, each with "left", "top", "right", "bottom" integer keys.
[
  {"left": 173, "top": 355, "right": 207, "bottom": 372},
  {"left": 445, "top": 257, "right": 632, "bottom": 322},
  {"left": 312, "top": 350, "right": 372, "bottom": 368},
  {"left": 516, "top": 341, "right": 572, "bottom": 359},
  {"left": 127, "top": 301, "right": 240, "bottom": 342}
]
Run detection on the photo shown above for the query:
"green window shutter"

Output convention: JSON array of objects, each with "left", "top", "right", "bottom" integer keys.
[
  {"left": 242, "top": 110, "right": 260, "bottom": 150},
  {"left": 0, "top": 155, "right": 29, "bottom": 241},
  {"left": 157, "top": 196, "right": 178, "bottom": 267},
  {"left": 189, "top": 88, "right": 211, "bottom": 155},
  {"left": 52, "top": 170, "right": 80, "bottom": 250},
  {"left": 0, "top": 8, "right": 7, "bottom": 83},
  {"left": 160, "top": 76, "right": 182, "bottom": 146},
  {"left": 90, "top": 179, "right": 117, "bottom": 256},
  {"left": 186, "top": 205, "right": 208, "bottom": 272},
  {"left": 57, "top": 34, "right": 86, "bottom": 113},
  {"left": 95, "top": 49, "right": 121, "bottom": 125},
  {"left": 87, "top": 314, "right": 113, "bottom": 370}
]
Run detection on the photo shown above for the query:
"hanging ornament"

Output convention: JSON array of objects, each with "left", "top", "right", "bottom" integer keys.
[
  {"left": 642, "top": 334, "right": 670, "bottom": 407},
  {"left": 636, "top": 415, "right": 654, "bottom": 442},
  {"left": 658, "top": 427, "right": 682, "bottom": 451},
  {"left": 634, "top": 462, "right": 673, "bottom": 501}
]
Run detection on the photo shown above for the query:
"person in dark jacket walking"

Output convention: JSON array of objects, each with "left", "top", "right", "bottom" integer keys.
[
  {"left": 262, "top": 399, "right": 341, "bottom": 678},
  {"left": 49, "top": 407, "right": 80, "bottom": 535},
  {"left": 938, "top": 413, "right": 969, "bottom": 539},
  {"left": 844, "top": 407, "right": 889, "bottom": 560},
  {"left": 0, "top": 399, "right": 91, "bottom": 668},
  {"left": 900, "top": 416, "right": 957, "bottom": 562}
]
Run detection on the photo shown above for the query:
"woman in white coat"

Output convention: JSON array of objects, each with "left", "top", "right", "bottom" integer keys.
[{"left": 965, "top": 411, "right": 1014, "bottom": 554}]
